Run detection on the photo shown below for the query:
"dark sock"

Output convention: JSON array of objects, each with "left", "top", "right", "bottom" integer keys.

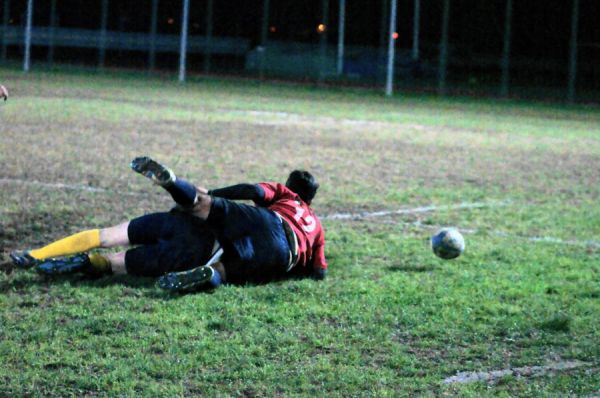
[{"left": 165, "top": 178, "right": 198, "bottom": 207}]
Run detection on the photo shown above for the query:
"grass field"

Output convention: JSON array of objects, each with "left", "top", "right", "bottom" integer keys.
[{"left": 1, "top": 66, "right": 599, "bottom": 397}]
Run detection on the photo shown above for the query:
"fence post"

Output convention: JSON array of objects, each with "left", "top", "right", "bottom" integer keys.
[
  {"left": 23, "top": 0, "right": 33, "bottom": 72},
  {"left": 259, "top": 0, "right": 270, "bottom": 79},
  {"left": 178, "top": 0, "right": 190, "bottom": 82},
  {"left": 336, "top": 0, "right": 345, "bottom": 76},
  {"left": 438, "top": 0, "right": 450, "bottom": 95},
  {"left": 385, "top": 0, "right": 397, "bottom": 96}
]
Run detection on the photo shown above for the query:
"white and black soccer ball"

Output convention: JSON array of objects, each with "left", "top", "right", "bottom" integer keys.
[{"left": 431, "top": 228, "right": 465, "bottom": 259}]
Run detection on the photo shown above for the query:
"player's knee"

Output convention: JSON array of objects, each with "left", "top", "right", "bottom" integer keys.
[
  {"left": 191, "top": 194, "right": 212, "bottom": 220},
  {"left": 99, "top": 222, "right": 130, "bottom": 247}
]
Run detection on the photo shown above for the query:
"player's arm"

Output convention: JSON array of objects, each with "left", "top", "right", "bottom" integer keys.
[
  {"left": 1, "top": 85, "right": 8, "bottom": 101},
  {"left": 310, "top": 235, "right": 328, "bottom": 280},
  {"left": 208, "top": 183, "right": 266, "bottom": 204}
]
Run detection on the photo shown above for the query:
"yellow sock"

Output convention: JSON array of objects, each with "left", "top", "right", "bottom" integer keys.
[
  {"left": 30, "top": 229, "right": 101, "bottom": 260},
  {"left": 88, "top": 253, "right": 112, "bottom": 274}
]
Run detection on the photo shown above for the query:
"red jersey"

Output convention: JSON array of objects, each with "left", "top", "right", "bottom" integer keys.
[{"left": 257, "top": 182, "right": 327, "bottom": 271}]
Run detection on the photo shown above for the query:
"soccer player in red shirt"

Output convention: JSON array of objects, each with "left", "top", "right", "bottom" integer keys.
[
  {"left": 11, "top": 157, "right": 327, "bottom": 291},
  {"left": 153, "top": 157, "right": 328, "bottom": 289}
]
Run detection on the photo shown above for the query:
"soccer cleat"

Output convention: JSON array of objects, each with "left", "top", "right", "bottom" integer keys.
[
  {"left": 35, "top": 253, "right": 91, "bottom": 275},
  {"left": 130, "top": 156, "right": 175, "bottom": 187},
  {"left": 10, "top": 250, "right": 39, "bottom": 269},
  {"left": 158, "top": 265, "right": 214, "bottom": 292}
]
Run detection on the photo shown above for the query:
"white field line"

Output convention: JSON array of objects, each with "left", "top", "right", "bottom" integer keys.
[
  {"left": 391, "top": 220, "right": 600, "bottom": 249},
  {"left": 2, "top": 177, "right": 599, "bottom": 249},
  {"left": 443, "top": 360, "right": 594, "bottom": 385},
  {"left": 0, "top": 178, "right": 141, "bottom": 197},
  {"left": 320, "top": 201, "right": 510, "bottom": 221}
]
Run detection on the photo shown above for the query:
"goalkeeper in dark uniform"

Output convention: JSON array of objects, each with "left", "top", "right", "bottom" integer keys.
[{"left": 11, "top": 157, "right": 327, "bottom": 291}]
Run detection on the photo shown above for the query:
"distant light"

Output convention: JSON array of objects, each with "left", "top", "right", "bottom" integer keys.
[
  {"left": 317, "top": 24, "right": 326, "bottom": 33},
  {"left": 167, "top": 18, "right": 174, "bottom": 25},
  {"left": 392, "top": 32, "right": 399, "bottom": 40},
  {"left": 269, "top": 26, "right": 276, "bottom": 33}
]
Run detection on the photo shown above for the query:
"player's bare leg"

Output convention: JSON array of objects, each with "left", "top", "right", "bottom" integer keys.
[
  {"left": 99, "top": 222, "right": 130, "bottom": 247},
  {"left": 104, "top": 252, "right": 127, "bottom": 275}
]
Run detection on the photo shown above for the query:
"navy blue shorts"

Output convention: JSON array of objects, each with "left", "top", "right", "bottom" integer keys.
[
  {"left": 125, "top": 211, "right": 216, "bottom": 277},
  {"left": 206, "top": 197, "right": 290, "bottom": 283}
]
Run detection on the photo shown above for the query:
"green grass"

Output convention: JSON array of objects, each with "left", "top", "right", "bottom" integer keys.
[{"left": 1, "top": 67, "right": 599, "bottom": 397}]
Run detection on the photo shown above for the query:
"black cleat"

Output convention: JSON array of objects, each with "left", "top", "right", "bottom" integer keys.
[
  {"left": 158, "top": 265, "right": 214, "bottom": 292},
  {"left": 36, "top": 253, "right": 91, "bottom": 275},
  {"left": 130, "top": 156, "right": 175, "bottom": 187},
  {"left": 10, "top": 251, "right": 39, "bottom": 269}
]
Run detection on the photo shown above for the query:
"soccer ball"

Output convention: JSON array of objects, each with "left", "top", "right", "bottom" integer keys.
[{"left": 431, "top": 228, "right": 465, "bottom": 259}]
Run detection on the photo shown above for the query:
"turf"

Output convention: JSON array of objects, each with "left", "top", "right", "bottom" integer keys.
[{"left": 0, "top": 66, "right": 599, "bottom": 397}]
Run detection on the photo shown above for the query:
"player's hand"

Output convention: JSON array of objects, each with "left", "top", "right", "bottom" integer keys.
[{"left": 0, "top": 85, "right": 8, "bottom": 101}]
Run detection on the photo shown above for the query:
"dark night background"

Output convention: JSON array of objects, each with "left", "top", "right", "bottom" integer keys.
[{"left": 2, "top": 0, "right": 599, "bottom": 93}]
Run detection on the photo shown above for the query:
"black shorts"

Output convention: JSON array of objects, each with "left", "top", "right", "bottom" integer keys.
[
  {"left": 125, "top": 211, "right": 216, "bottom": 277},
  {"left": 206, "top": 197, "right": 290, "bottom": 283}
]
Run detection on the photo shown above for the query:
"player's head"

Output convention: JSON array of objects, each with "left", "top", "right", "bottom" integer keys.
[{"left": 286, "top": 170, "right": 319, "bottom": 205}]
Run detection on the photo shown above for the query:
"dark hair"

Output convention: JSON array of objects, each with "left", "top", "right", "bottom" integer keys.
[{"left": 286, "top": 170, "right": 320, "bottom": 204}]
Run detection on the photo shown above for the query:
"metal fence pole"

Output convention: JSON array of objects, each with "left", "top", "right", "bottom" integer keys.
[
  {"left": 178, "top": 0, "right": 190, "bottom": 82},
  {"left": 47, "top": 0, "right": 57, "bottom": 65},
  {"left": 98, "top": 0, "right": 108, "bottom": 68},
  {"left": 500, "top": 0, "right": 513, "bottom": 97},
  {"left": 259, "top": 0, "right": 270, "bottom": 79},
  {"left": 23, "top": 0, "right": 33, "bottom": 72},
  {"left": 149, "top": 0, "right": 158, "bottom": 71},
  {"left": 204, "top": 0, "right": 214, "bottom": 74},
  {"left": 336, "top": 0, "right": 345, "bottom": 76},
  {"left": 567, "top": 0, "right": 579, "bottom": 103},
  {"left": 438, "top": 0, "right": 450, "bottom": 95},
  {"left": 412, "top": 0, "right": 420, "bottom": 61},
  {"left": 2, "top": 0, "right": 10, "bottom": 61},
  {"left": 385, "top": 0, "right": 397, "bottom": 96}
]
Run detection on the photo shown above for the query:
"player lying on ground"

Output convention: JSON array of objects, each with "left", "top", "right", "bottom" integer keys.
[{"left": 11, "top": 157, "right": 327, "bottom": 291}]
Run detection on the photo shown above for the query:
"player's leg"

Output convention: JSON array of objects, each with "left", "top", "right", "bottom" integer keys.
[
  {"left": 124, "top": 214, "right": 219, "bottom": 279},
  {"left": 166, "top": 198, "right": 291, "bottom": 289},
  {"left": 130, "top": 156, "right": 198, "bottom": 207},
  {"left": 10, "top": 222, "right": 130, "bottom": 268},
  {"left": 32, "top": 212, "right": 188, "bottom": 274}
]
